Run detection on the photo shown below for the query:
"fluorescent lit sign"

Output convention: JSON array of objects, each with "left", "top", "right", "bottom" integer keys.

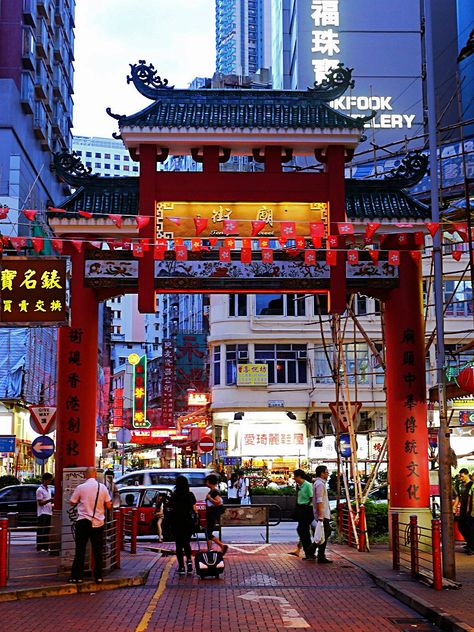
[{"left": 188, "top": 392, "right": 210, "bottom": 406}]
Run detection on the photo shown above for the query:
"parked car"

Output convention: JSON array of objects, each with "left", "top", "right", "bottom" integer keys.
[
  {"left": 115, "top": 468, "right": 215, "bottom": 502},
  {"left": 118, "top": 485, "right": 206, "bottom": 538},
  {"left": 0, "top": 484, "right": 54, "bottom": 526}
]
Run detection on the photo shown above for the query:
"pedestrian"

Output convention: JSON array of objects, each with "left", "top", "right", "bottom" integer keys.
[
  {"left": 154, "top": 492, "right": 166, "bottom": 542},
  {"left": 293, "top": 469, "right": 315, "bottom": 560},
  {"left": 237, "top": 470, "right": 250, "bottom": 505},
  {"left": 287, "top": 540, "right": 303, "bottom": 558},
  {"left": 457, "top": 468, "right": 474, "bottom": 554},
  {"left": 104, "top": 470, "right": 121, "bottom": 509},
  {"left": 36, "top": 472, "right": 54, "bottom": 552},
  {"left": 205, "top": 474, "right": 228, "bottom": 555},
  {"left": 312, "top": 464, "right": 333, "bottom": 564},
  {"left": 68, "top": 466, "right": 112, "bottom": 584},
  {"left": 167, "top": 475, "right": 197, "bottom": 575},
  {"left": 227, "top": 472, "right": 239, "bottom": 504}
]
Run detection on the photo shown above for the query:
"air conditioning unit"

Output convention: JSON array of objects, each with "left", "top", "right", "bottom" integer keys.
[
  {"left": 238, "top": 351, "right": 249, "bottom": 360},
  {"left": 297, "top": 350, "right": 307, "bottom": 359}
]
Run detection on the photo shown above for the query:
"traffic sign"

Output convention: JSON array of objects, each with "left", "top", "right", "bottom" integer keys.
[
  {"left": 31, "top": 436, "right": 55, "bottom": 460},
  {"left": 198, "top": 437, "right": 214, "bottom": 453},
  {"left": 0, "top": 436, "right": 16, "bottom": 453},
  {"left": 338, "top": 433, "right": 352, "bottom": 459},
  {"left": 329, "top": 401, "right": 362, "bottom": 432},
  {"left": 116, "top": 427, "right": 132, "bottom": 444},
  {"left": 29, "top": 406, "right": 57, "bottom": 434}
]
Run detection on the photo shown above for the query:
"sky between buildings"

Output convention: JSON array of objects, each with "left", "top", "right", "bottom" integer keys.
[{"left": 73, "top": 0, "right": 215, "bottom": 138}]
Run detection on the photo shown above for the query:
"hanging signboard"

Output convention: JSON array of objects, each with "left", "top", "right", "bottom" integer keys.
[
  {"left": 237, "top": 364, "right": 269, "bottom": 386},
  {"left": 0, "top": 258, "right": 68, "bottom": 325}
]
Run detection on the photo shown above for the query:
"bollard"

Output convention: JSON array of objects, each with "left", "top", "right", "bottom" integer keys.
[
  {"left": 409, "top": 515, "right": 419, "bottom": 578},
  {"left": 431, "top": 519, "right": 442, "bottom": 591},
  {"left": 113, "top": 509, "right": 122, "bottom": 569},
  {"left": 392, "top": 513, "right": 400, "bottom": 570},
  {"left": 130, "top": 508, "right": 138, "bottom": 555},
  {"left": 358, "top": 505, "right": 366, "bottom": 552},
  {"left": 0, "top": 518, "right": 8, "bottom": 587}
]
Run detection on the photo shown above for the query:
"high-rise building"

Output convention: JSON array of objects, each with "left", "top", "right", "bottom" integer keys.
[
  {"left": 0, "top": 0, "right": 75, "bottom": 222},
  {"left": 216, "top": 0, "right": 272, "bottom": 77},
  {"left": 72, "top": 136, "right": 140, "bottom": 178}
]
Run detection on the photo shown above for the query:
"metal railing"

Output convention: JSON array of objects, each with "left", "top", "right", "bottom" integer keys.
[
  {"left": 120, "top": 508, "right": 138, "bottom": 554},
  {"left": 218, "top": 503, "right": 282, "bottom": 544},
  {"left": 336, "top": 504, "right": 367, "bottom": 551},
  {"left": 391, "top": 513, "right": 442, "bottom": 590}
]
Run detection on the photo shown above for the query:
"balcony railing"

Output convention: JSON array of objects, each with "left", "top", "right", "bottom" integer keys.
[
  {"left": 20, "top": 72, "right": 35, "bottom": 114},
  {"left": 33, "top": 101, "right": 48, "bottom": 140},
  {"left": 35, "top": 19, "right": 48, "bottom": 58},
  {"left": 23, "top": 0, "right": 37, "bottom": 27}
]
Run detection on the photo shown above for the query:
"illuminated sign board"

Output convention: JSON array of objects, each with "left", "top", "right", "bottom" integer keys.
[
  {"left": 156, "top": 201, "right": 328, "bottom": 239},
  {"left": 132, "top": 355, "right": 149, "bottom": 428},
  {"left": 236, "top": 364, "right": 269, "bottom": 386},
  {"left": 161, "top": 340, "right": 175, "bottom": 427},
  {"left": 0, "top": 258, "right": 68, "bottom": 325},
  {"left": 188, "top": 392, "right": 210, "bottom": 407}
]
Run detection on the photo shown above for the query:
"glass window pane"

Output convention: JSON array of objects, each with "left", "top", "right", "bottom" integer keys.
[
  {"left": 298, "top": 361, "right": 307, "bottom": 383},
  {"left": 287, "top": 361, "right": 296, "bottom": 383},
  {"left": 255, "top": 294, "right": 284, "bottom": 315}
]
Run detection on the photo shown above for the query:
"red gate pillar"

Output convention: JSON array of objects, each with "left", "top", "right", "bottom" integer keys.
[
  {"left": 384, "top": 242, "right": 431, "bottom": 529},
  {"left": 138, "top": 144, "right": 157, "bottom": 314},
  {"left": 54, "top": 248, "right": 99, "bottom": 509},
  {"left": 326, "top": 146, "right": 347, "bottom": 314}
]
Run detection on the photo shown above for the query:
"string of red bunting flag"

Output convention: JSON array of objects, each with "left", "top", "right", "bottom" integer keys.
[{"left": 0, "top": 204, "right": 469, "bottom": 264}]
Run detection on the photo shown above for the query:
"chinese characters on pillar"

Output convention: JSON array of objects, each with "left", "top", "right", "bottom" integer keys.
[
  {"left": 161, "top": 340, "right": 175, "bottom": 427},
  {"left": 311, "top": 1, "right": 341, "bottom": 83},
  {"left": 0, "top": 259, "right": 67, "bottom": 324},
  {"left": 401, "top": 327, "right": 421, "bottom": 502},
  {"left": 64, "top": 327, "right": 83, "bottom": 462}
]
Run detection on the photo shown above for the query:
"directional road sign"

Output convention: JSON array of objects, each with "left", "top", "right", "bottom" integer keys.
[
  {"left": 29, "top": 406, "right": 57, "bottom": 434},
  {"left": 31, "top": 436, "right": 55, "bottom": 460},
  {"left": 0, "top": 436, "right": 16, "bottom": 453},
  {"left": 198, "top": 437, "right": 214, "bottom": 453}
]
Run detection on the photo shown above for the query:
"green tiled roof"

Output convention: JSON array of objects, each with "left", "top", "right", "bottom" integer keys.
[{"left": 115, "top": 90, "right": 369, "bottom": 131}]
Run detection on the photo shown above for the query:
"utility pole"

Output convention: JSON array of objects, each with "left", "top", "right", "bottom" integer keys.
[{"left": 423, "top": 0, "right": 456, "bottom": 579}]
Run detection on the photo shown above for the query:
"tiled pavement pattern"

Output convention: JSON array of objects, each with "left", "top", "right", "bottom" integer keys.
[{"left": 0, "top": 543, "right": 441, "bottom": 632}]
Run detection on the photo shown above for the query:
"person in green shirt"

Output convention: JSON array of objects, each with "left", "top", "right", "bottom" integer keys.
[{"left": 293, "top": 469, "right": 316, "bottom": 560}]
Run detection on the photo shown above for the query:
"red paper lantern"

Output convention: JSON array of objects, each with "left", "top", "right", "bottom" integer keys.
[{"left": 457, "top": 366, "right": 474, "bottom": 394}]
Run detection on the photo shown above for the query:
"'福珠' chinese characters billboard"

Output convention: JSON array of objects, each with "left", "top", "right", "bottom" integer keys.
[{"left": 0, "top": 258, "right": 68, "bottom": 325}]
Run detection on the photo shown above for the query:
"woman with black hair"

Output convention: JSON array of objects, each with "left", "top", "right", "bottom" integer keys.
[{"left": 168, "top": 475, "right": 197, "bottom": 575}]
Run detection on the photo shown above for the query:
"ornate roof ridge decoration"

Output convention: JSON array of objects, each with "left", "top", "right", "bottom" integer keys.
[
  {"left": 384, "top": 151, "right": 429, "bottom": 188},
  {"left": 308, "top": 63, "right": 355, "bottom": 101},
  {"left": 53, "top": 151, "right": 99, "bottom": 187},
  {"left": 127, "top": 60, "right": 174, "bottom": 100}
]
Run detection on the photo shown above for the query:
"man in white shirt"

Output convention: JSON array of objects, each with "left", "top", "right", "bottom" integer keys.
[
  {"left": 312, "top": 465, "right": 332, "bottom": 564},
  {"left": 36, "top": 473, "right": 53, "bottom": 551},
  {"left": 68, "top": 466, "right": 111, "bottom": 583}
]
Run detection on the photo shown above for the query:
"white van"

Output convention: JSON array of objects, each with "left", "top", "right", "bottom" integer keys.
[{"left": 114, "top": 468, "right": 215, "bottom": 502}]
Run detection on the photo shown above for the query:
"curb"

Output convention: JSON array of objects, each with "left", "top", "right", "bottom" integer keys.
[
  {"left": 337, "top": 551, "right": 471, "bottom": 632},
  {"left": 0, "top": 557, "right": 159, "bottom": 603}
]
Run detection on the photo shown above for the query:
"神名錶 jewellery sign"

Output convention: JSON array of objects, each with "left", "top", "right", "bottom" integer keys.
[{"left": 0, "top": 258, "right": 68, "bottom": 325}]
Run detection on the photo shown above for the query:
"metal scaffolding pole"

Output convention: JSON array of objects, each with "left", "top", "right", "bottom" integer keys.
[{"left": 423, "top": 0, "right": 456, "bottom": 580}]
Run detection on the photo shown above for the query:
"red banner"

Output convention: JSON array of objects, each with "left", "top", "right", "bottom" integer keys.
[{"left": 161, "top": 340, "right": 175, "bottom": 427}]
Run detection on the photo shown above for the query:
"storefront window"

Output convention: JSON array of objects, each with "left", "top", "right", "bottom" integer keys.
[
  {"left": 254, "top": 344, "right": 307, "bottom": 384},
  {"left": 255, "top": 294, "right": 305, "bottom": 316},
  {"left": 226, "top": 344, "right": 249, "bottom": 384}
]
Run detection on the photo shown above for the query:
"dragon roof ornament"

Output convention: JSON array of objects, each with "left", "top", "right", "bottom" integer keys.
[
  {"left": 127, "top": 60, "right": 174, "bottom": 100},
  {"left": 308, "top": 63, "right": 355, "bottom": 101},
  {"left": 52, "top": 151, "right": 99, "bottom": 187},
  {"left": 384, "top": 151, "right": 429, "bottom": 188}
]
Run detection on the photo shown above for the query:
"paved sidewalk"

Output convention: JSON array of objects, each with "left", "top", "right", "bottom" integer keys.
[{"left": 336, "top": 543, "right": 473, "bottom": 632}]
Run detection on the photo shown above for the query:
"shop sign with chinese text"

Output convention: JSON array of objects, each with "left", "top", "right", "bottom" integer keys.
[
  {"left": 232, "top": 423, "right": 307, "bottom": 457},
  {"left": 0, "top": 258, "right": 68, "bottom": 325},
  {"left": 237, "top": 364, "right": 269, "bottom": 386},
  {"left": 161, "top": 340, "right": 175, "bottom": 427},
  {"left": 132, "top": 355, "right": 149, "bottom": 428}
]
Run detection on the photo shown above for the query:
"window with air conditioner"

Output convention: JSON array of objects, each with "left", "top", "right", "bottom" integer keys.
[
  {"left": 255, "top": 294, "right": 305, "bottom": 316},
  {"left": 254, "top": 344, "right": 307, "bottom": 384},
  {"left": 226, "top": 344, "right": 248, "bottom": 385}
]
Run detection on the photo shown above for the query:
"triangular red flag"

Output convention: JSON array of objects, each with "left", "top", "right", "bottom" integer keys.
[
  {"left": 51, "top": 239, "right": 63, "bottom": 254},
  {"left": 133, "top": 243, "right": 144, "bottom": 258},
  {"left": 369, "top": 250, "right": 380, "bottom": 264},
  {"left": 278, "top": 237, "right": 287, "bottom": 248},
  {"left": 241, "top": 248, "right": 252, "bottom": 264},
  {"left": 71, "top": 240, "right": 83, "bottom": 253},
  {"left": 23, "top": 209, "right": 37, "bottom": 221},
  {"left": 241, "top": 238, "right": 251, "bottom": 249},
  {"left": 425, "top": 222, "right": 440, "bottom": 237},
  {"left": 135, "top": 216, "right": 151, "bottom": 230},
  {"left": 365, "top": 222, "right": 380, "bottom": 239},
  {"left": 286, "top": 248, "right": 300, "bottom": 258},
  {"left": 295, "top": 236, "right": 305, "bottom": 249},
  {"left": 154, "top": 246, "right": 166, "bottom": 260},
  {"left": 328, "top": 235, "right": 338, "bottom": 248},
  {"left": 219, "top": 247, "right": 231, "bottom": 262},
  {"left": 251, "top": 220, "right": 266, "bottom": 237},
  {"left": 312, "top": 235, "right": 322, "bottom": 248},
  {"left": 452, "top": 250, "right": 462, "bottom": 261},
  {"left": 347, "top": 249, "right": 359, "bottom": 265},
  {"left": 280, "top": 221, "right": 296, "bottom": 238},
  {"left": 363, "top": 236, "right": 374, "bottom": 246},
  {"left": 453, "top": 222, "right": 468, "bottom": 242},
  {"left": 397, "top": 233, "right": 408, "bottom": 245},
  {"left": 326, "top": 250, "right": 338, "bottom": 266},
  {"left": 304, "top": 249, "right": 316, "bottom": 266},
  {"left": 89, "top": 241, "right": 102, "bottom": 249},
  {"left": 337, "top": 222, "right": 354, "bottom": 235},
  {"left": 224, "top": 238, "right": 235, "bottom": 249},
  {"left": 261, "top": 249, "right": 273, "bottom": 264},
  {"left": 414, "top": 231, "right": 425, "bottom": 246},
  {"left": 31, "top": 237, "right": 44, "bottom": 253},
  {"left": 193, "top": 217, "right": 208, "bottom": 236},
  {"left": 175, "top": 245, "right": 188, "bottom": 261},
  {"left": 409, "top": 250, "right": 421, "bottom": 263},
  {"left": 209, "top": 238, "right": 218, "bottom": 248},
  {"left": 167, "top": 217, "right": 181, "bottom": 226},
  {"left": 108, "top": 214, "right": 123, "bottom": 228},
  {"left": 79, "top": 210, "right": 93, "bottom": 219},
  {"left": 388, "top": 250, "right": 400, "bottom": 266},
  {"left": 259, "top": 238, "right": 270, "bottom": 248},
  {"left": 191, "top": 239, "right": 202, "bottom": 252},
  {"left": 309, "top": 222, "right": 325, "bottom": 237},
  {"left": 156, "top": 238, "right": 167, "bottom": 248},
  {"left": 223, "top": 220, "right": 238, "bottom": 234},
  {"left": 47, "top": 206, "right": 65, "bottom": 213},
  {"left": 140, "top": 239, "right": 150, "bottom": 251},
  {"left": 0, "top": 206, "right": 9, "bottom": 219},
  {"left": 174, "top": 238, "right": 184, "bottom": 246}
]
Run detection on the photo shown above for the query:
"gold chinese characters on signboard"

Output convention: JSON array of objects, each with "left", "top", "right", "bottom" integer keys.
[
  {"left": 236, "top": 363, "right": 269, "bottom": 387},
  {"left": 156, "top": 201, "right": 329, "bottom": 238},
  {"left": 0, "top": 258, "right": 68, "bottom": 325}
]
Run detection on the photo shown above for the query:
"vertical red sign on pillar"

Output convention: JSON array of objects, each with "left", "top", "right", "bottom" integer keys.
[{"left": 161, "top": 339, "right": 175, "bottom": 427}]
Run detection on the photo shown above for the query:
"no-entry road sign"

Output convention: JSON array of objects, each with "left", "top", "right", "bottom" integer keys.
[
  {"left": 31, "top": 436, "right": 55, "bottom": 460},
  {"left": 198, "top": 437, "right": 214, "bottom": 453},
  {"left": 29, "top": 406, "right": 57, "bottom": 434}
]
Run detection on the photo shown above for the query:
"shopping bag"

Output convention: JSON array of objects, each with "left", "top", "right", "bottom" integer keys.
[
  {"left": 311, "top": 519, "right": 325, "bottom": 545},
  {"left": 240, "top": 496, "right": 251, "bottom": 505}
]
